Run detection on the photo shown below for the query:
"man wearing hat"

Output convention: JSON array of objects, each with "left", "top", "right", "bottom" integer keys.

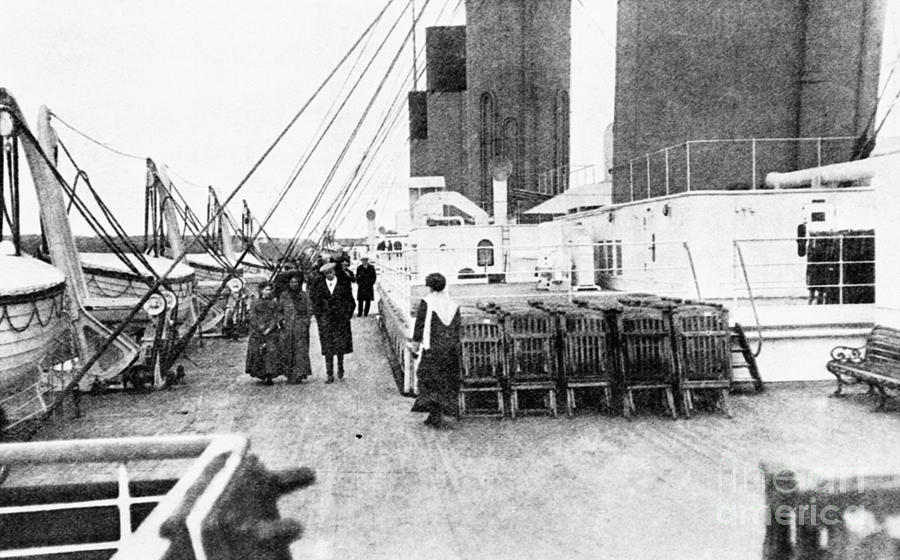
[
  {"left": 355, "top": 254, "right": 377, "bottom": 317},
  {"left": 309, "top": 261, "right": 356, "bottom": 383}
]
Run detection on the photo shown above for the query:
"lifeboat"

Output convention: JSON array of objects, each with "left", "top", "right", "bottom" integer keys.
[
  {"left": 79, "top": 252, "right": 195, "bottom": 329},
  {"left": 0, "top": 254, "right": 67, "bottom": 401}
]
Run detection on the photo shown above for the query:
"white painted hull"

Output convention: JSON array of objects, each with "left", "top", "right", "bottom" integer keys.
[{"left": 0, "top": 287, "right": 67, "bottom": 397}]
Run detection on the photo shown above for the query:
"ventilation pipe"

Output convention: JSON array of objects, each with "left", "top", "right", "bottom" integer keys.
[
  {"left": 490, "top": 157, "right": 512, "bottom": 226},
  {"left": 366, "top": 209, "right": 376, "bottom": 254}
]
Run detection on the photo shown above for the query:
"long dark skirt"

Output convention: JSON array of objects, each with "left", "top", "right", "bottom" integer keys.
[
  {"left": 282, "top": 328, "right": 312, "bottom": 381},
  {"left": 245, "top": 332, "right": 283, "bottom": 380},
  {"left": 411, "top": 347, "right": 460, "bottom": 416}
]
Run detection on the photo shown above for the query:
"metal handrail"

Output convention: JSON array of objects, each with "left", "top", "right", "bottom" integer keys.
[
  {"left": 612, "top": 136, "right": 857, "bottom": 201},
  {"left": 0, "top": 434, "right": 248, "bottom": 560},
  {"left": 734, "top": 242, "right": 764, "bottom": 357},
  {"left": 683, "top": 242, "right": 702, "bottom": 300}
]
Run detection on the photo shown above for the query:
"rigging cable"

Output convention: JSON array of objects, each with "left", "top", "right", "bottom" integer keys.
[
  {"left": 283, "top": 0, "right": 433, "bottom": 260},
  {"left": 313, "top": 31, "right": 432, "bottom": 239},
  {"left": 307, "top": 0, "right": 458, "bottom": 249},
  {"left": 54, "top": 136, "right": 159, "bottom": 279},
  {"left": 261, "top": 0, "right": 417, "bottom": 264},
  {"left": 32, "top": 0, "right": 399, "bottom": 415}
]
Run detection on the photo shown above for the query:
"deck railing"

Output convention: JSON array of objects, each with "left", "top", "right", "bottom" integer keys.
[
  {"left": 730, "top": 234, "right": 875, "bottom": 305},
  {"left": 374, "top": 238, "right": 702, "bottom": 307},
  {"left": 536, "top": 164, "right": 598, "bottom": 196},
  {"left": 611, "top": 137, "right": 857, "bottom": 202}
]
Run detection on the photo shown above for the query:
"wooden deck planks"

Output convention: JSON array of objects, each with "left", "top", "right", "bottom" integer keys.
[{"left": 4, "top": 316, "right": 900, "bottom": 559}]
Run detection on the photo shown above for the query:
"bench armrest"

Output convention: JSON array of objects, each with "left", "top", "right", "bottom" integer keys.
[{"left": 830, "top": 345, "right": 864, "bottom": 363}]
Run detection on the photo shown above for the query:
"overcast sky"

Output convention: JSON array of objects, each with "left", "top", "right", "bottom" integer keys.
[
  {"left": 1, "top": 1, "right": 897, "bottom": 240},
  {"left": 0, "top": 0, "right": 614, "bottom": 240}
]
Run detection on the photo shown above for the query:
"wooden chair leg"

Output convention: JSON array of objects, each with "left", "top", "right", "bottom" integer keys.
[
  {"left": 458, "top": 391, "right": 466, "bottom": 417},
  {"left": 623, "top": 389, "right": 632, "bottom": 418},
  {"left": 566, "top": 388, "right": 575, "bottom": 417},
  {"left": 510, "top": 389, "right": 518, "bottom": 419},
  {"left": 497, "top": 390, "right": 505, "bottom": 417},
  {"left": 682, "top": 389, "right": 692, "bottom": 419},
  {"left": 549, "top": 389, "right": 558, "bottom": 418},
  {"left": 874, "top": 384, "right": 888, "bottom": 410},
  {"left": 665, "top": 387, "right": 677, "bottom": 419},
  {"left": 603, "top": 387, "right": 612, "bottom": 412},
  {"left": 719, "top": 388, "right": 733, "bottom": 418}
]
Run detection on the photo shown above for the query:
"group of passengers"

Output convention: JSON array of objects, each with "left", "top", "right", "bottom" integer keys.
[
  {"left": 244, "top": 253, "right": 376, "bottom": 385},
  {"left": 244, "top": 252, "right": 462, "bottom": 430}
]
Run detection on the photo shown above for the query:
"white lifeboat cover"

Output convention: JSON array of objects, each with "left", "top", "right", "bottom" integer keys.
[
  {"left": 80, "top": 253, "right": 195, "bottom": 280},
  {"left": 0, "top": 255, "right": 66, "bottom": 297}
]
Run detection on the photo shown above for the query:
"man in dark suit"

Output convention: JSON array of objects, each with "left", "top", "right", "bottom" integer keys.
[
  {"left": 355, "top": 255, "right": 377, "bottom": 317},
  {"left": 309, "top": 262, "right": 355, "bottom": 383}
]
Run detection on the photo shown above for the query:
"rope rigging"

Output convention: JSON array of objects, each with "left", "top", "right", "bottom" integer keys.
[
  {"left": 2, "top": 0, "right": 402, "bottom": 419},
  {"left": 312, "top": 82, "right": 411, "bottom": 249},
  {"left": 256, "top": 0, "right": 416, "bottom": 269},
  {"left": 0, "top": 132, "right": 22, "bottom": 254},
  {"left": 53, "top": 133, "right": 161, "bottom": 281},
  {"left": 280, "top": 0, "right": 432, "bottom": 263},
  {"left": 291, "top": 0, "right": 458, "bottom": 259},
  {"left": 310, "top": 31, "right": 434, "bottom": 247}
]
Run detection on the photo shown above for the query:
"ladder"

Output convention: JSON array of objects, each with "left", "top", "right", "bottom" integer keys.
[{"left": 731, "top": 323, "right": 763, "bottom": 392}]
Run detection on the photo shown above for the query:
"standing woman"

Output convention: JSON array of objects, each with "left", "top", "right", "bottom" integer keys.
[
  {"left": 245, "top": 281, "right": 284, "bottom": 385},
  {"left": 410, "top": 273, "right": 461, "bottom": 427},
  {"left": 279, "top": 271, "right": 312, "bottom": 383}
]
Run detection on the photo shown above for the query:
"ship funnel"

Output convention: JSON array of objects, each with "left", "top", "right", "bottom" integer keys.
[
  {"left": 490, "top": 157, "right": 512, "bottom": 225},
  {"left": 366, "top": 209, "right": 376, "bottom": 254}
]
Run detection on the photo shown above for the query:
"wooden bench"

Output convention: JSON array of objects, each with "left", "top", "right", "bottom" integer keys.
[
  {"left": 827, "top": 325, "right": 900, "bottom": 409},
  {"left": 760, "top": 461, "right": 900, "bottom": 559}
]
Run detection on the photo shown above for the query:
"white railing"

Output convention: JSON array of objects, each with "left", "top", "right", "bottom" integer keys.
[
  {"left": 374, "top": 238, "right": 702, "bottom": 309},
  {"left": 537, "top": 164, "right": 598, "bottom": 196},
  {"left": 0, "top": 435, "right": 247, "bottom": 560},
  {"left": 375, "top": 252, "right": 413, "bottom": 318},
  {"left": 730, "top": 234, "right": 875, "bottom": 305},
  {"left": 612, "top": 136, "right": 857, "bottom": 202}
]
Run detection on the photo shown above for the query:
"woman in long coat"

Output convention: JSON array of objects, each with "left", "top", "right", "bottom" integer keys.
[
  {"left": 410, "top": 272, "right": 460, "bottom": 427},
  {"left": 245, "top": 281, "right": 284, "bottom": 385},
  {"left": 279, "top": 271, "right": 312, "bottom": 383},
  {"left": 309, "top": 262, "right": 355, "bottom": 383}
]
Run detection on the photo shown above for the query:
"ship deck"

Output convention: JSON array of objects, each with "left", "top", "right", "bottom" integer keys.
[{"left": 6, "top": 315, "right": 900, "bottom": 559}]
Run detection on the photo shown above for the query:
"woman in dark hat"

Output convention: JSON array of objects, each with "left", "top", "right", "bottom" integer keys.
[
  {"left": 409, "top": 272, "right": 460, "bottom": 427},
  {"left": 245, "top": 281, "right": 284, "bottom": 385},
  {"left": 309, "top": 261, "right": 356, "bottom": 383},
  {"left": 279, "top": 270, "right": 312, "bottom": 383}
]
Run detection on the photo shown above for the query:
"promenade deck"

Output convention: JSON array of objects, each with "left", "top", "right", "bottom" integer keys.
[{"left": 5, "top": 315, "right": 900, "bottom": 559}]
